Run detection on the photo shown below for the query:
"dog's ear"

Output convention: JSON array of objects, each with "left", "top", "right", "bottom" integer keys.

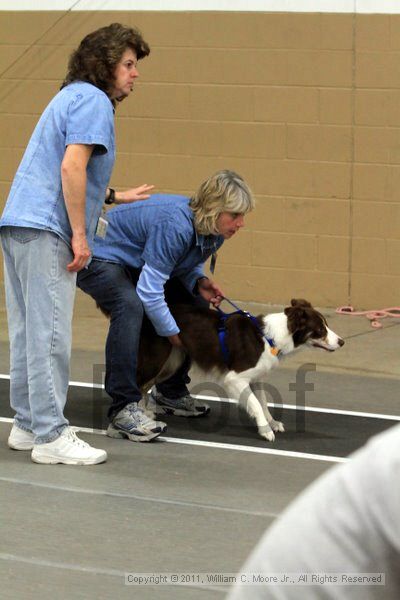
[
  {"left": 290, "top": 298, "right": 312, "bottom": 309},
  {"left": 285, "top": 303, "right": 311, "bottom": 335}
]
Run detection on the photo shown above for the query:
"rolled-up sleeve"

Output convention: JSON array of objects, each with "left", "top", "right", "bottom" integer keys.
[{"left": 136, "top": 263, "right": 179, "bottom": 336}]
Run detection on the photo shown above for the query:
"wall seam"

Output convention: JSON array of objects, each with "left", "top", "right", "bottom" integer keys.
[{"left": 347, "top": 6, "right": 357, "bottom": 304}]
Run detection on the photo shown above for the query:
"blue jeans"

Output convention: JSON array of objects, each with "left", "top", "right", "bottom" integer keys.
[
  {"left": 77, "top": 259, "right": 196, "bottom": 419},
  {"left": 1, "top": 227, "right": 76, "bottom": 443}
]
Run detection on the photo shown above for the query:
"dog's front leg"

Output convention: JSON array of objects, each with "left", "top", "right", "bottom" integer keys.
[
  {"left": 224, "top": 372, "right": 276, "bottom": 442},
  {"left": 251, "top": 384, "right": 285, "bottom": 435}
]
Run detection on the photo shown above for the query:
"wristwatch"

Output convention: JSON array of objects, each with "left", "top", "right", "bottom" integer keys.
[{"left": 105, "top": 187, "right": 116, "bottom": 205}]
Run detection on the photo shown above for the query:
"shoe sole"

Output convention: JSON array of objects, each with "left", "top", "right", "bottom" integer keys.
[
  {"left": 155, "top": 405, "right": 210, "bottom": 418},
  {"left": 8, "top": 442, "right": 34, "bottom": 451},
  {"left": 106, "top": 424, "right": 166, "bottom": 442},
  {"left": 31, "top": 452, "right": 107, "bottom": 465}
]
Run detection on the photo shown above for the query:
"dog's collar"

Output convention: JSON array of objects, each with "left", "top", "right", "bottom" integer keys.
[{"left": 216, "top": 301, "right": 280, "bottom": 365}]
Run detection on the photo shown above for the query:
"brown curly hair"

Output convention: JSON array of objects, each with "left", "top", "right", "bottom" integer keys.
[{"left": 61, "top": 23, "right": 150, "bottom": 102}]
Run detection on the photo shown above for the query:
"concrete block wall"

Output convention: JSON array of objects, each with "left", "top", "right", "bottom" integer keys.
[{"left": 0, "top": 7, "right": 399, "bottom": 309}]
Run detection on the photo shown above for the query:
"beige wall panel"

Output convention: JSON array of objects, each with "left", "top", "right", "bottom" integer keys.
[
  {"left": 115, "top": 118, "right": 161, "bottom": 155},
  {"left": 0, "top": 148, "right": 24, "bottom": 182},
  {"left": 218, "top": 231, "right": 252, "bottom": 266},
  {"left": 355, "top": 15, "right": 391, "bottom": 50},
  {"left": 4, "top": 45, "right": 74, "bottom": 81},
  {"left": 216, "top": 264, "right": 348, "bottom": 307},
  {"left": 192, "top": 49, "right": 289, "bottom": 86},
  {"left": 287, "top": 51, "right": 353, "bottom": 87},
  {"left": 389, "top": 15, "right": 400, "bottom": 50},
  {"left": 118, "top": 83, "right": 191, "bottom": 119},
  {"left": 353, "top": 164, "right": 400, "bottom": 202},
  {"left": 254, "top": 86, "right": 319, "bottom": 123},
  {"left": 319, "top": 89, "right": 353, "bottom": 125},
  {"left": 253, "top": 160, "right": 351, "bottom": 198},
  {"left": 317, "top": 237, "right": 349, "bottom": 273},
  {"left": 112, "top": 153, "right": 254, "bottom": 192},
  {"left": 0, "top": 12, "right": 60, "bottom": 44},
  {"left": 0, "top": 80, "right": 57, "bottom": 114},
  {"left": 354, "top": 90, "right": 400, "bottom": 126},
  {"left": 245, "top": 197, "right": 286, "bottom": 232},
  {"left": 352, "top": 201, "right": 400, "bottom": 239},
  {"left": 0, "top": 46, "right": 30, "bottom": 75},
  {"left": 287, "top": 124, "right": 352, "bottom": 162},
  {"left": 252, "top": 232, "right": 316, "bottom": 269},
  {"left": 351, "top": 274, "right": 399, "bottom": 308},
  {"left": 0, "top": 10, "right": 399, "bottom": 309},
  {"left": 386, "top": 240, "right": 400, "bottom": 275},
  {"left": 157, "top": 120, "right": 223, "bottom": 157},
  {"left": 219, "top": 122, "right": 286, "bottom": 159},
  {"left": 319, "top": 14, "right": 354, "bottom": 51},
  {"left": 189, "top": 85, "right": 254, "bottom": 122},
  {"left": 355, "top": 127, "right": 400, "bottom": 164},
  {"left": 351, "top": 238, "right": 387, "bottom": 274},
  {"left": 141, "top": 48, "right": 194, "bottom": 84},
  {"left": 284, "top": 198, "right": 350, "bottom": 236},
  {"left": 0, "top": 114, "right": 37, "bottom": 148},
  {"left": 356, "top": 51, "right": 400, "bottom": 88},
  {"left": 129, "top": 12, "right": 194, "bottom": 47},
  {"left": 190, "top": 13, "right": 353, "bottom": 51},
  {"left": 38, "top": 12, "right": 135, "bottom": 46}
]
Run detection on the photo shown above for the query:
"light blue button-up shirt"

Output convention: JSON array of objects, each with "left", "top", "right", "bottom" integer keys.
[
  {"left": 0, "top": 81, "right": 115, "bottom": 248},
  {"left": 93, "top": 194, "right": 224, "bottom": 336}
]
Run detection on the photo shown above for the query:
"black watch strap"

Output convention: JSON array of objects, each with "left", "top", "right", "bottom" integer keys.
[{"left": 105, "top": 187, "right": 115, "bottom": 205}]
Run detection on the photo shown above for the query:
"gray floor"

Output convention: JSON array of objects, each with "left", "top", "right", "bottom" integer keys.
[{"left": 0, "top": 290, "right": 399, "bottom": 599}]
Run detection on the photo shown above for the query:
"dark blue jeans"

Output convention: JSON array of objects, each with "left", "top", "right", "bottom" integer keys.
[{"left": 77, "top": 259, "right": 200, "bottom": 418}]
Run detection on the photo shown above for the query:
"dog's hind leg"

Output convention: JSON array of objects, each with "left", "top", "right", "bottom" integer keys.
[
  {"left": 224, "top": 372, "right": 276, "bottom": 442},
  {"left": 251, "top": 384, "right": 285, "bottom": 435}
]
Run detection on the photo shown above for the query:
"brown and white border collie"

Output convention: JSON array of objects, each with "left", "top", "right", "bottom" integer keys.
[{"left": 136, "top": 298, "right": 344, "bottom": 442}]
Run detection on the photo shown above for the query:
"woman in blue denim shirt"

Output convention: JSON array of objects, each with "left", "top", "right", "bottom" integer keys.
[
  {"left": 77, "top": 170, "right": 255, "bottom": 443},
  {"left": 0, "top": 23, "right": 153, "bottom": 465}
]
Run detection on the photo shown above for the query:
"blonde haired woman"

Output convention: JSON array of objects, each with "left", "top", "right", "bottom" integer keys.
[{"left": 77, "top": 170, "right": 255, "bottom": 443}]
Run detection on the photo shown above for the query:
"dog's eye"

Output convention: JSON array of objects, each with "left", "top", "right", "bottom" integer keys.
[{"left": 313, "top": 327, "right": 326, "bottom": 339}]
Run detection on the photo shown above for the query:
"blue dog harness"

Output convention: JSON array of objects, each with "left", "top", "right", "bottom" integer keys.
[{"left": 217, "top": 298, "right": 279, "bottom": 365}]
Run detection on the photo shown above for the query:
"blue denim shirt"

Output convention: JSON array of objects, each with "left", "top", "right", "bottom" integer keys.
[
  {"left": 0, "top": 81, "right": 115, "bottom": 248},
  {"left": 93, "top": 194, "right": 224, "bottom": 336}
]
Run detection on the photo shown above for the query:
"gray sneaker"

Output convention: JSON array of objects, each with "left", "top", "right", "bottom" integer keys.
[
  {"left": 150, "top": 389, "right": 210, "bottom": 418},
  {"left": 107, "top": 403, "right": 167, "bottom": 442}
]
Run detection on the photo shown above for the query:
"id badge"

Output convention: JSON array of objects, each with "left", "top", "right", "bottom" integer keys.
[
  {"left": 96, "top": 210, "right": 109, "bottom": 239},
  {"left": 210, "top": 252, "right": 218, "bottom": 274}
]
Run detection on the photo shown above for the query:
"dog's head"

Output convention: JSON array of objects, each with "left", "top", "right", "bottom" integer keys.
[{"left": 284, "top": 299, "right": 344, "bottom": 352}]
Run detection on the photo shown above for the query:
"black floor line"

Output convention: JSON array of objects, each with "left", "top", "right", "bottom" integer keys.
[{"left": 0, "top": 379, "right": 396, "bottom": 458}]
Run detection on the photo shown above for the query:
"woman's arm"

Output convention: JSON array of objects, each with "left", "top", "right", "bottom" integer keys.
[{"left": 61, "top": 143, "right": 94, "bottom": 272}]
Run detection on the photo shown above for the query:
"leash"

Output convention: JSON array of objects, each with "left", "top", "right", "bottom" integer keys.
[
  {"left": 336, "top": 306, "right": 400, "bottom": 329},
  {"left": 216, "top": 297, "right": 279, "bottom": 365}
]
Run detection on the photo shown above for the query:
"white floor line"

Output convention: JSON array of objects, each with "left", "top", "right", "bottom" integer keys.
[
  {"left": 0, "top": 417, "right": 347, "bottom": 463},
  {"left": 0, "top": 476, "right": 278, "bottom": 519},
  {"left": 0, "top": 553, "right": 227, "bottom": 594},
  {"left": 1, "top": 372, "right": 399, "bottom": 422}
]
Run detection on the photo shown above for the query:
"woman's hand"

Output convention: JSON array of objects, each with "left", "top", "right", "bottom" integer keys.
[
  {"left": 67, "top": 232, "right": 91, "bottom": 272},
  {"left": 198, "top": 277, "right": 224, "bottom": 307},
  {"left": 168, "top": 334, "right": 184, "bottom": 347},
  {"left": 114, "top": 184, "right": 155, "bottom": 204}
]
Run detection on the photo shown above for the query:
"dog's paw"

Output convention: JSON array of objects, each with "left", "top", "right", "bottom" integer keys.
[
  {"left": 269, "top": 419, "right": 285, "bottom": 433},
  {"left": 258, "top": 426, "right": 275, "bottom": 442}
]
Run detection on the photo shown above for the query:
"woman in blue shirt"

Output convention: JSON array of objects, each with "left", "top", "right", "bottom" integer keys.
[
  {"left": 77, "top": 170, "right": 255, "bottom": 443},
  {"left": 0, "top": 23, "right": 152, "bottom": 465}
]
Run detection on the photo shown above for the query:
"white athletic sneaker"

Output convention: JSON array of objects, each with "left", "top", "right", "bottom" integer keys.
[
  {"left": 31, "top": 427, "right": 107, "bottom": 465},
  {"left": 8, "top": 423, "right": 35, "bottom": 451}
]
